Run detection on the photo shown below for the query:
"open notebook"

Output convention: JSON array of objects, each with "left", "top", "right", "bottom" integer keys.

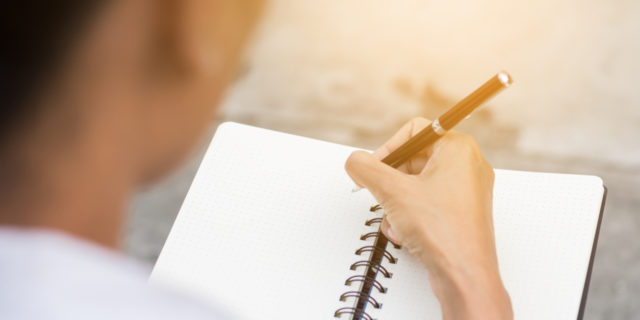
[{"left": 150, "top": 122, "right": 606, "bottom": 320}]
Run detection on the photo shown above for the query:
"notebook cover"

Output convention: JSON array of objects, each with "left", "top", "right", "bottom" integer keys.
[{"left": 577, "top": 186, "right": 607, "bottom": 320}]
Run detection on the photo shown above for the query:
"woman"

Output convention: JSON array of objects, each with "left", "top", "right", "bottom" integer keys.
[{"left": 0, "top": 1, "right": 512, "bottom": 319}]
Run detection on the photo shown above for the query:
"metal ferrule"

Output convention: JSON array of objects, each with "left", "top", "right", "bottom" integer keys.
[{"left": 431, "top": 119, "right": 447, "bottom": 136}]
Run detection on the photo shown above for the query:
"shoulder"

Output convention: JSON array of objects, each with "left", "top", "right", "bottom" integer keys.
[{"left": 0, "top": 228, "right": 227, "bottom": 320}]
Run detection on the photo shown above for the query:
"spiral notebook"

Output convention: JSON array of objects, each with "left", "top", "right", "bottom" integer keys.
[{"left": 150, "top": 122, "right": 606, "bottom": 320}]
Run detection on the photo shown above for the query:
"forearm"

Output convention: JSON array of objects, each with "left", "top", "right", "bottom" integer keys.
[{"left": 429, "top": 259, "right": 513, "bottom": 320}]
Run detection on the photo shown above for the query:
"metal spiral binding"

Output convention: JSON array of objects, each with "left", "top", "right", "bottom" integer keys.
[
  {"left": 339, "top": 291, "right": 382, "bottom": 309},
  {"left": 345, "top": 275, "right": 387, "bottom": 293},
  {"left": 335, "top": 204, "right": 399, "bottom": 320},
  {"left": 365, "top": 218, "right": 383, "bottom": 226},
  {"left": 350, "top": 261, "right": 392, "bottom": 279},
  {"left": 355, "top": 246, "right": 397, "bottom": 264},
  {"left": 334, "top": 307, "right": 374, "bottom": 320}
]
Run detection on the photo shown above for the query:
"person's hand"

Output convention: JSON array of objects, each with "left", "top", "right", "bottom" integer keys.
[{"left": 345, "top": 117, "right": 512, "bottom": 320}]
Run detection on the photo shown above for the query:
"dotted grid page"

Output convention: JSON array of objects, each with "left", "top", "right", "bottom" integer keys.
[
  {"left": 150, "top": 122, "right": 379, "bottom": 320},
  {"left": 374, "top": 169, "right": 604, "bottom": 320}
]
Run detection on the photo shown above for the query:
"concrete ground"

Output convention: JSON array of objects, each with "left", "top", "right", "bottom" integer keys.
[{"left": 125, "top": 1, "right": 640, "bottom": 318}]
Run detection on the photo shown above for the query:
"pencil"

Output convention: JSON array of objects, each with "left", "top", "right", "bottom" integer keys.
[{"left": 382, "top": 71, "right": 512, "bottom": 168}]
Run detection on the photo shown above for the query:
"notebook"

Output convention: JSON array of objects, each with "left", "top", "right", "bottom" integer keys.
[{"left": 150, "top": 122, "right": 606, "bottom": 320}]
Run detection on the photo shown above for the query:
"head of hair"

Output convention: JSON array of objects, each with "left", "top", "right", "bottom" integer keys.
[{"left": 1, "top": 2, "right": 106, "bottom": 147}]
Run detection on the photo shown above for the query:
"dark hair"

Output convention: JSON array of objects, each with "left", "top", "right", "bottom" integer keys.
[{"left": 1, "top": 2, "right": 105, "bottom": 144}]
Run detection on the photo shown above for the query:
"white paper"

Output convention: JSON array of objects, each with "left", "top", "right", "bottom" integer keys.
[{"left": 151, "top": 122, "right": 377, "bottom": 319}]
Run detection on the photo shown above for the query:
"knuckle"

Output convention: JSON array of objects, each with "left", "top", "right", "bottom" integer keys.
[
  {"left": 405, "top": 117, "right": 432, "bottom": 132},
  {"left": 443, "top": 133, "right": 481, "bottom": 158},
  {"left": 410, "top": 117, "right": 432, "bottom": 126}
]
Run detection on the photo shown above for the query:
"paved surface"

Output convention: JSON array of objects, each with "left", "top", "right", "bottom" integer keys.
[{"left": 125, "top": 1, "right": 640, "bottom": 318}]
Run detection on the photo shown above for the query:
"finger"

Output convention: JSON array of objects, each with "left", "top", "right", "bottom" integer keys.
[
  {"left": 373, "top": 117, "right": 437, "bottom": 174},
  {"left": 345, "top": 150, "right": 407, "bottom": 200},
  {"left": 381, "top": 216, "right": 402, "bottom": 246},
  {"left": 372, "top": 117, "right": 432, "bottom": 160},
  {"left": 419, "top": 131, "right": 482, "bottom": 175}
]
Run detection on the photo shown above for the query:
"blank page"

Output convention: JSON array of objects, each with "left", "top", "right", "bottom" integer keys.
[
  {"left": 373, "top": 170, "right": 604, "bottom": 320},
  {"left": 150, "top": 122, "right": 379, "bottom": 319}
]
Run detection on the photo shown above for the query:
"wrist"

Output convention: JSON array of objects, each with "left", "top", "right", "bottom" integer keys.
[{"left": 429, "top": 258, "right": 512, "bottom": 320}]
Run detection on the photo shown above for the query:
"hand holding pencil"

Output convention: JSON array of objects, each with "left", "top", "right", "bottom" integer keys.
[{"left": 344, "top": 73, "right": 514, "bottom": 319}]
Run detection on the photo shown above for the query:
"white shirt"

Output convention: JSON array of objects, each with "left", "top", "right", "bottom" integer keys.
[{"left": 0, "top": 227, "right": 226, "bottom": 320}]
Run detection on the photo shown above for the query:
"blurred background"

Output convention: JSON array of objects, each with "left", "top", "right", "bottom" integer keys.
[{"left": 125, "top": 1, "right": 640, "bottom": 318}]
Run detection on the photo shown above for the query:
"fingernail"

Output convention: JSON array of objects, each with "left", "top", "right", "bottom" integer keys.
[
  {"left": 387, "top": 226, "right": 398, "bottom": 243},
  {"left": 351, "top": 185, "right": 363, "bottom": 193}
]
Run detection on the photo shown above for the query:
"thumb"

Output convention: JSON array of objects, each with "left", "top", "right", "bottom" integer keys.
[
  {"left": 381, "top": 216, "right": 402, "bottom": 246},
  {"left": 345, "top": 150, "right": 406, "bottom": 200}
]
